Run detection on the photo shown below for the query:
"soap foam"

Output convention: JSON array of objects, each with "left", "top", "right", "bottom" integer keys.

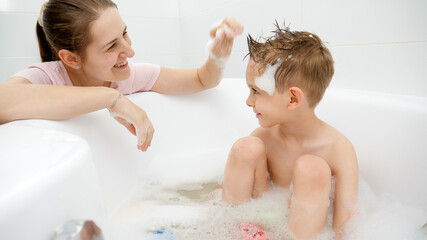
[
  {"left": 206, "top": 24, "right": 234, "bottom": 70},
  {"left": 254, "top": 64, "right": 280, "bottom": 96},
  {"left": 109, "top": 112, "right": 146, "bottom": 147},
  {"left": 109, "top": 158, "right": 426, "bottom": 240}
]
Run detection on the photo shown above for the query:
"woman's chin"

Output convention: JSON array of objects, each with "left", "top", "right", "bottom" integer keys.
[{"left": 111, "top": 69, "right": 130, "bottom": 81}]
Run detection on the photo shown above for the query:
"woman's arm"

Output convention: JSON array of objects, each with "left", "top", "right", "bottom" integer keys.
[
  {"left": 0, "top": 77, "right": 153, "bottom": 151},
  {"left": 151, "top": 17, "right": 243, "bottom": 94},
  {"left": 0, "top": 77, "right": 119, "bottom": 123}
]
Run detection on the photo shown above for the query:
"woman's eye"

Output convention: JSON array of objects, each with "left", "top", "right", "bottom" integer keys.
[
  {"left": 252, "top": 88, "right": 259, "bottom": 94},
  {"left": 108, "top": 43, "right": 116, "bottom": 50}
]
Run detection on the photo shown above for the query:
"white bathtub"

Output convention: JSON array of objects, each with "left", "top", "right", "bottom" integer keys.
[{"left": 0, "top": 79, "right": 426, "bottom": 239}]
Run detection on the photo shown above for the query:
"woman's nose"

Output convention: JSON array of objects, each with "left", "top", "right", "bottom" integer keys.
[{"left": 120, "top": 39, "right": 135, "bottom": 58}]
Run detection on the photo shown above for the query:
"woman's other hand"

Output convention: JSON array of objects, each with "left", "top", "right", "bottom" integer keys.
[{"left": 108, "top": 94, "right": 154, "bottom": 152}]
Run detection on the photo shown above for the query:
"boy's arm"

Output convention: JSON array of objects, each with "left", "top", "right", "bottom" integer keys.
[{"left": 332, "top": 140, "right": 359, "bottom": 237}]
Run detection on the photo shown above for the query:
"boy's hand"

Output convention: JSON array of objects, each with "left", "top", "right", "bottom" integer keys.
[
  {"left": 208, "top": 17, "right": 244, "bottom": 59},
  {"left": 109, "top": 95, "right": 154, "bottom": 152}
]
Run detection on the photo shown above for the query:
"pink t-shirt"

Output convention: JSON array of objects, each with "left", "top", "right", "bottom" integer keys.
[{"left": 12, "top": 61, "right": 160, "bottom": 95}]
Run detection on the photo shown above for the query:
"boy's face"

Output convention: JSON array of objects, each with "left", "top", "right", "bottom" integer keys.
[{"left": 245, "top": 60, "right": 291, "bottom": 128}]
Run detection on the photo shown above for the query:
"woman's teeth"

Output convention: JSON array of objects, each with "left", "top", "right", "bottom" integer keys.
[{"left": 114, "top": 61, "right": 127, "bottom": 67}]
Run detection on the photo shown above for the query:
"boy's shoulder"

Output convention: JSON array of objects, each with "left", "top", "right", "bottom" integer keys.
[
  {"left": 321, "top": 123, "right": 358, "bottom": 171},
  {"left": 250, "top": 126, "right": 274, "bottom": 141},
  {"left": 324, "top": 123, "right": 355, "bottom": 151},
  {"left": 250, "top": 123, "right": 357, "bottom": 166}
]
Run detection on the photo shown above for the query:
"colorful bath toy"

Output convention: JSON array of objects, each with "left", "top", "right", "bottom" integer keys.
[
  {"left": 239, "top": 222, "right": 270, "bottom": 240},
  {"left": 149, "top": 228, "right": 174, "bottom": 240}
]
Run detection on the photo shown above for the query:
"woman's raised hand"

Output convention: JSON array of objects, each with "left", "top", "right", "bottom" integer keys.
[
  {"left": 208, "top": 17, "right": 244, "bottom": 59},
  {"left": 108, "top": 94, "right": 154, "bottom": 152}
]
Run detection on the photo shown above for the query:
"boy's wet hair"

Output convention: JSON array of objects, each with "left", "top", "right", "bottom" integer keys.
[{"left": 247, "top": 21, "right": 334, "bottom": 107}]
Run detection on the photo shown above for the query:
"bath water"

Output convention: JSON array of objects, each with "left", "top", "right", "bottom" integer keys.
[{"left": 109, "top": 176, "right": 426, "bottom": 240}]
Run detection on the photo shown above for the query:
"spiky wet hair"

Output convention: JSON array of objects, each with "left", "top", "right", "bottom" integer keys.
[{"left": 247, "top": 21, "right": 334, "bottom": 107}]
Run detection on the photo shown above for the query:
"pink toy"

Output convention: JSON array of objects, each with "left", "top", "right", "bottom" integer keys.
[{"left": 239, "top": 222, "right": 270, "bottom": 240}]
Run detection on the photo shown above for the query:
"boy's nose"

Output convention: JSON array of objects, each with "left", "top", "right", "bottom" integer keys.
[{"left": 246, "top": 95, "right": 254, "bottom": 107}]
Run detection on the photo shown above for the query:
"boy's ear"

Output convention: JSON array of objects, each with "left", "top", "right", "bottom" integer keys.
[
  {"left": 58, "top": 49, "right": 81, "bottom": 70},
  {"left": 287, "top": 87, "right": 304, "bottom": 110}
]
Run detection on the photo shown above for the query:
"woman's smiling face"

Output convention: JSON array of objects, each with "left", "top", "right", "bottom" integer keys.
[{"left": 82, "top": 7, "right": 135, "bottom": 83}]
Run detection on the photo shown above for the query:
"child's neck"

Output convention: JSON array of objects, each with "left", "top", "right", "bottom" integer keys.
[{"left": 277, "top": 109, "right": 322, "bottom": 143}]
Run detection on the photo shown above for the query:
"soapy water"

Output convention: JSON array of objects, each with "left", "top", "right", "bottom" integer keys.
[{"left": 109, "top": 177, "right": 426, "bottom": 240}]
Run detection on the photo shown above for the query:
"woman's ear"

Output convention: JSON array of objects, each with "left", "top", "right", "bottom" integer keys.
[
  {"left": 287, "top": 86, "right": 304, "bottom": 110},
  {"left": 58, "top": 49, "right": 81, "bottom": 70}
]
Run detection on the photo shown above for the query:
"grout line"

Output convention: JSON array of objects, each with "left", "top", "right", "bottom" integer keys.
[
  {"left": 331, "top": 41, "right": 427, "bottom": 48},
  {"left": 179, "top": 0, "right": 240, "bottom": 20},
  {"left": 0, "top": 56, "right": 39, "bottom": 59},
  {"left": 0, "top": 12, "right": 37, "bottom": 15}
]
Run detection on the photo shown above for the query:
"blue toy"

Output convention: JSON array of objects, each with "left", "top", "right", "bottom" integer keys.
[{"left": 149, "top": 228, "right": 174, "bottom": 240}]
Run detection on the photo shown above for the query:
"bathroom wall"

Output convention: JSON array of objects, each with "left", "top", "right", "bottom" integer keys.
[
  {"left": 0, "top": 0, "right": 182, "bottom": 81},
  {"left": 180, "top": 0, "right": 427, "bottom": 97},
  {"left": 1, "top": 0, "right": 426, "bottom": 97}
]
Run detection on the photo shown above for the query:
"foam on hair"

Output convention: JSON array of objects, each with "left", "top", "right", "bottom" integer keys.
[
  {"left": 254, "top": 63, "right": 280, "bottom": 96},
  {"left": 247, "top": 21, "right": 334, "bottom": 107}
]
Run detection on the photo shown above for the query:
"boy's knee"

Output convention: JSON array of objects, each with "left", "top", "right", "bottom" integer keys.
[
  {"left": 228, "top": 136, "right": 266, "bottom": 166},
  {"left": 293, "top": 155, "right": 331, "bottom": 186}
]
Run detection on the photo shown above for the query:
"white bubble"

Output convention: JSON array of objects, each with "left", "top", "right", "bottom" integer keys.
[
  {"left": 254, "top": 64, "right": 280, "bottom": 96},
  {"left": 109, "top": 169, "right": 426, "bottom": 240}
]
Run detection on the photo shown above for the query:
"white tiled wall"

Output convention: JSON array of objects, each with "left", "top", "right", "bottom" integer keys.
[
  {"left": 179, "top": 0, "right": 427, "bottom": 97},
  {"left": 0, "top": 0, "right": 182, "bottom": 80},
  {"left": 1, "top": 0, "right": 426, "bottom": 97}
]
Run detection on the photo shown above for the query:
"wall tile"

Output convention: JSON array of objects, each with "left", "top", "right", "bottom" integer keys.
[
  {"left": 330, "top": 42, "right": 427, "bottom": 97},
  {"left": 115, "top": 0, "right": 179, "bottom": 18},
  {"left": 302, "top": 0, "right": 427, "bottom": 45},
  {"left": 0, "top": 13, "right": 39, "bottom": 58},
  {"left": 179, "top": 0, "right": 236, "bottom": 19},
  {"left": 134, "top": 54, "right": 182, "bottom": 68},
  {"left": 124, "top": 16, "right": 181, "bottom": 57},
  {"left": 0, "top": 57, "right": 40, "bottom": 82},
  {"left": 0, "top": 0, "right": 45, "bottom": 13}
]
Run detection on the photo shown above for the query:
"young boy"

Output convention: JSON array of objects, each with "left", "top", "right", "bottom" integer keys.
[{"left": 222, "top": 23, "right": 359, "bottom": 239}]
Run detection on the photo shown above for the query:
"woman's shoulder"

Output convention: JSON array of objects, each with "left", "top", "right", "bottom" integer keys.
[
  {"left": 113, "top": 61, "right": 160, "bottom": 94},
  {"left": 20, "top": 61, "right": 63, "bottom": 72},
  {"left": 12, "top": 61, "right": 72, "bottom": 86}
]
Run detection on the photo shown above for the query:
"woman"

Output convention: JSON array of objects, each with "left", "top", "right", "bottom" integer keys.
[{"left": 0, "top": 0, "right": 243, "bottom": 152}]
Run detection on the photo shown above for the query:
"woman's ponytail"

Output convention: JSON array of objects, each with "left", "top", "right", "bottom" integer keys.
[
  {"left": 36, "top": 1, "right": 58, "bottom": 62},
  {"left": 36, "top": 21, "right": 58, "bottom": 62}
]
